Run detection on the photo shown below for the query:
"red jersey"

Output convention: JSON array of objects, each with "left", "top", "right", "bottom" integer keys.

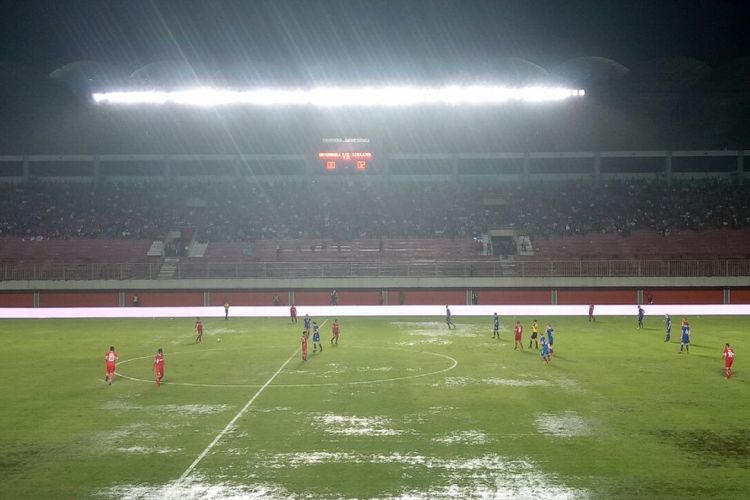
[
  {"left": 514, "top": 325, "right": 523, "bottom": 339},
  {"left": 195, "top": 321, "right": 203, "bottom": 334},
  {"left": 105, "top": 351, "right": 118, "bottom": 364},
  {"left": 290, "top": 306, "right": 297, "bottom": 317},
  {"left": 154, "top": 353, "right": 164, "bottom": 373},
  {"left": 723, "top": 347, "right": 735, "bottom": 366},
  {"left": 332, "top": 322, "right": 340, "bottom": 335}
]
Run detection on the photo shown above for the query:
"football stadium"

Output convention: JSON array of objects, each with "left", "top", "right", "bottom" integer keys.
[{"left": 1, "top": 2, "right": 749, "bottom": 499}]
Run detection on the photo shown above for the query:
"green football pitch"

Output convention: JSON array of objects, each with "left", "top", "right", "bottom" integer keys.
[{"left": 0, "top": 315, "right": 747, "bottom": 499}]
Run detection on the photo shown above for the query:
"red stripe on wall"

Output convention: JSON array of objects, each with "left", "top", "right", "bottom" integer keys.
[
  {"left": 557, "top": 289, "right": 636, "bottom": 305},
  {"left": 0, "top": 292, "right": 34, "bottom": 307},
  {"left": 649, "top": 288, "right": 723, "bottom": 305},
  {"left": 729, "top": 288, "right": 750, "bottom": 304},
  {"left": 209, "top": 291, "right": 282, "bottom": 307},
  {"left": 41, "top": 292, "right": 119, "bottom": 307},
  {"left": 126, "top": 292, "right": 203, "bottom": 307},
  {"left": 477, "top": 289, "right": 551, "bottom": 305},
  {"left": 396, "top": 290, "right": 466, "bottom": 306}
]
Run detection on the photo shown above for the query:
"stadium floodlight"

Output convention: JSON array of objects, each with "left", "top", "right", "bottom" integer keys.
[{"left": 92, "top": 85, "right": 584, "bottom": 107}]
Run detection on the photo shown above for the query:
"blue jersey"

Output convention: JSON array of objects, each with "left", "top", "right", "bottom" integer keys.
[
  {"left": 546, "top": 327, "right": 554, "bottom": 345},
  {"left": 541, "top": 342, "right": 549, "bottom": 357},
  {"left": 304, "top": 317, "right": 311, "bottom": 329},
  {"left": 681, "top": 328, "right": 690, "bottom": 344},
  {"left": 665, "top": 317, "right": 672, "bottom": 333},
  {"left": 493, "top": 316, "right": 499, "bottom": 331},
  {"left": 446, "top": 309, "right": 452, "bottom": 321},
  {"left": 638, "top": 308, "right": 645, "bottom": 320},
  {"left": 312, "top": 330, "right": 320, "bottom": 342},
  {"left": 682, "top": 324, "right": 689, "bottom": 335}
]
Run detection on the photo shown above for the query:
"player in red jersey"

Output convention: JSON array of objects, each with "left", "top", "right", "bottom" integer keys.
[
  {"left": 153, "top": 348, "right": 165, "bottom": 387},
  {"left": 104, "top": 346, "right": 118, "bottom": 386},
  {"left": 722, "top": 343, "right": 735, "bottom": 379},
  {"left": 195, "top": 318, "right": 204, "bottom": 343},
  {"left": 301, "top": 330, "right": 309, "bottom": 361},
  {"left": 331, "top": 319, "right": 340, "bottom": 345},
  {"left": 290, "top": 304, "right": 297, "bottom": 324},
  {"left": 513, "top": 321, "right": 524, "bottom": 351},
  {"left": 588, "top": 304, "right": 595, "bottom": 322}
]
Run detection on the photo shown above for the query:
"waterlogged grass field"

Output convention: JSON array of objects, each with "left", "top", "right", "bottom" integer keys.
[{"left": 0, "top": 314, "right": 748, "bottom": 499}]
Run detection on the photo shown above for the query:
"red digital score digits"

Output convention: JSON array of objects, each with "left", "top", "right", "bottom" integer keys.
[{"left": 318, "top": 151, "right": 372, "bottom": 172}]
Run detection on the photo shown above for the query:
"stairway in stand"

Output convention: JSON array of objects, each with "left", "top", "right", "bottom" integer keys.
[{"left": 157, "top": 257, "right": 179, "bottom": 279}]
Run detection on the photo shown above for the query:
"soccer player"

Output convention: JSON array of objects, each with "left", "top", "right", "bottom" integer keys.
[
  {"left": 513, "top": 321, "right": 524, "bottom": 350},
  {"left": 304, "top": 313, "right": 312, "bottom": 333},
  {"left": 637, "top": 305, "right": 645, "bottom": 329},
  {"left": 331, "top": 319, "right": 340, "bottom": 345},
  {"left": 301, "top": 330, "right": 309, "bottom": 361},
  {"left": 312, "top": 322, "right": 323, "bottom": 353},
  {"left": 290, "top": 304, "right": 297, "bottom": 324},
  {"left": 529, "top": 319, "right": 539, "bottom": 349},
  {"left": 224, "top": 300, "right": 230, "bottom": 320},
  {"left": 446, "top": 305, "right": 456, "bottom": 329},
  {"left": 195, "top": 318, "right": 204, "bottom": 343},
  {"left": 664, "top": 314, "right": 672, "bottom": 342},
  {"left": 153, "top": 348, "right": 164, "bottom": 387},
  {"left": 546, "top": 324, "right": 555, "bottom": 355},
  {"left": 104, "top": 346, "right": 118, "bottom": 386},
  {"left": 492, "top": 313, "right": 500, "bottom": 339},
  {"left": 540, "top": 336, "right": 551, "bottom": 365},
  {"left": 588, "top": 304, "right": 595, "bottom": 322},
  {"left": 722, "top": 343, "right": 735, "bottom": 379},
  {"left": 679, "top": 320, "right": 690, "bottom": 354}
]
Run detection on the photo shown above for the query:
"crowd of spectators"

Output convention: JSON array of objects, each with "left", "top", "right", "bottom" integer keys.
[{"left": 1, "top": 178, "right": 749, "bottom": 242}]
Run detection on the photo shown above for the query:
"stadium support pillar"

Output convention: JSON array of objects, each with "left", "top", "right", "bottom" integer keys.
[
  {"left": 665, "top": 152, "right": 673, "bottom": 185},
  {"left": 204, "top": 291, "right": 211, "bottom": 306},
  {"left": 724, "top": 288, "right": 730, "bottom": 304},
  {"left": 594, "top": 152, "right": 601, "bottom": 186},
  {"left": 738, "top": 151, "right": 745, "bottom": 186}
]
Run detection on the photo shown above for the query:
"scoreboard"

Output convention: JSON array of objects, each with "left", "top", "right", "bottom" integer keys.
[{"left": 318, "top": 137, "right": 373, "bottom": 172}]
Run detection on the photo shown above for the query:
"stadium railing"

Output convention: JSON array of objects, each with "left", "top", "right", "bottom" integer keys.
[{"left": 1, "top": 259, "right": 749, "bottom": 281}]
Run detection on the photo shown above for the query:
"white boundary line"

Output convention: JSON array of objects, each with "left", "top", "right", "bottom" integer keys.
[{"left": 177, "top": 346, "right": 299, "bottom": 481}]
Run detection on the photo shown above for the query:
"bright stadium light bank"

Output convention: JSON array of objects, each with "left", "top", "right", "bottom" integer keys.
[{"left": 92, "top": 86, "right": 585, "bottom": 107}]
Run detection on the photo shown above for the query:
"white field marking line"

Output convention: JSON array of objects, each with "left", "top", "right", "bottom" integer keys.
[
  {"left": 114, "top": 346, "right": 458, "bottom": 388},
  {"left": 177, "top": 345, "right": 301, "bottom": 482}
]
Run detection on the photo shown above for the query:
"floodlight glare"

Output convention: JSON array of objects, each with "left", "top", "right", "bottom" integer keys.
[{"left": 92, "top": 85, "right": 585, "bottom": 107}]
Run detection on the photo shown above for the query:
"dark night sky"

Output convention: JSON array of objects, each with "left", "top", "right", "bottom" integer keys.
[{"left": 1, "top": 0, "right": 749, "bottom": 72}]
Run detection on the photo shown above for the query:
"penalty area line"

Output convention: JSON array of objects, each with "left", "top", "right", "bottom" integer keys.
[{"left": 178, "top": 346, "right": 300, "bottom": 482}]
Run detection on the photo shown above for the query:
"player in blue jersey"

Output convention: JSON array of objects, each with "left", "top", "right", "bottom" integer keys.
[
  {"left": 445, "top": 305, "right": 456, "bottom": 329},
  {"left": 303, "top": 314, "right": 312, "bottom": 333},
  {"left": 679, "top": 320, "right": 690, "bottom": 354},
  {"left": 664, "top": 314, "right": 672, "bottom": 342},
  {"left": 540, "top": 336, "right": 551, "bottom": 365},
  {"left": 312, "top": 322, "right": 322, "bottom": 353},
  {"left": 492, "top": 313, "right": 500, "bottom": 339},
  {"left": 637, "top": 305, "right": 645, "bottom": 329},
  {"left": 545, "top": 324, "right": 555, "bottom": 355}
]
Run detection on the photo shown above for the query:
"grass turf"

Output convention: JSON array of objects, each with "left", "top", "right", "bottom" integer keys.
[{"left": 0, "top": 314, "right": 748, "bottom": 499}]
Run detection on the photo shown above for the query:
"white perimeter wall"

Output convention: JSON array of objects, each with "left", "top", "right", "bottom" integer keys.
[{"left": 0, "top": 304, "right": 747, "bottom": 319}]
